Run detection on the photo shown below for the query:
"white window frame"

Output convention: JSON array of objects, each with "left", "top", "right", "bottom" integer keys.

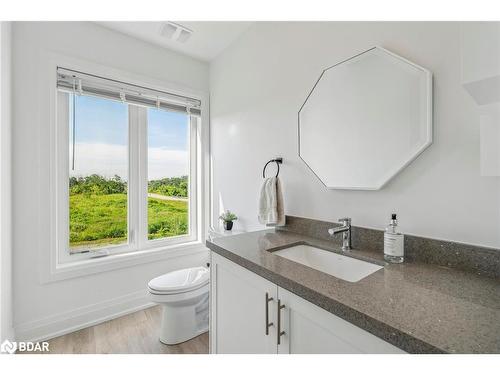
[
  {"left": 57, "top": 88, "right": 199, "bottom": 263},
  {"left": 137, "top": 106, "right": 199, "bottom": 251},
  {"left": 42, "top": 53, "right": 209, "bottom": 282}
]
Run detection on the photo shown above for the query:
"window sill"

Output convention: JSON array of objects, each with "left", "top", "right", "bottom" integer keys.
[{"left": 41, "top": 241, "right": 208, "bottom": 284}]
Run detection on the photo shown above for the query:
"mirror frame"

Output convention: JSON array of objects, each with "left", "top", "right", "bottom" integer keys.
[{"left": 298, "top": 46, "right": 433, "bottom": 190}]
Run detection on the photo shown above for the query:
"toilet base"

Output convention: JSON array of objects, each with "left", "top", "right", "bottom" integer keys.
[
  {"left": 159, "top": 327, "right": 209, "bottom": 346},
  {"left": 156, "top": 289, "right": 209, "bottom": 345}
]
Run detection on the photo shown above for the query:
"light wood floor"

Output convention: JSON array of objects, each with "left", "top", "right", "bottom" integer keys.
[{"left": 41, "top": 305, "right": 209, "bottom": 354}]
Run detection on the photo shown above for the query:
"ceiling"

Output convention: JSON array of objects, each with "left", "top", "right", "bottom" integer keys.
[{"left": 97, "top": 21, "right": 253, "bottom": 62}]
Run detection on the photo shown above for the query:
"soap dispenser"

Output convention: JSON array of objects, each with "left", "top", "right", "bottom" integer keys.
[{"left": 384, "top": 214, "right": 404, "bottom": 263}]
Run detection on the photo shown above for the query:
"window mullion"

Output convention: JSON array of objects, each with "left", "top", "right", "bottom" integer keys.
[
  {"left": 128, "top": 105, "right": 141, "bottom": 251},
  {"left": 136, "top": 106, "right": 149, "bottom": 249}
]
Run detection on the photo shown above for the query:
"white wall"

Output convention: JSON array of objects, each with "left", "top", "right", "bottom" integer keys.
[
  {"left": 12, "top": 22, "right": 209, "bottom": 341},
  {"left": 0, "top": 21, "right": 14, "bottom": 343},
  {"left": 460, "top": 22, "right": 500, "bottom": 85},
  {"left": 460, "top": 23, "right": 500, "bottom": 177},
  {"left": 210, "top": 22, "right": 500, "bottom": 249}
]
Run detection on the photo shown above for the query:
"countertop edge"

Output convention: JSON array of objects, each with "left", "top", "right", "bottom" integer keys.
[{"left": 207, "top": 240, "right": 445, "bottom": 354}]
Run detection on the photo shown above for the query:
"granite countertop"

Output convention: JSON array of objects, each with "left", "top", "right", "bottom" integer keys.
[{"left": 206, "top": 229, "right": 500, "bottom": 354}]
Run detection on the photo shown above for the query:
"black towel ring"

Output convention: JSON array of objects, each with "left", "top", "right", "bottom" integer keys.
[{"left": 262, "top": 158, "right": 283, "bottom": 178}]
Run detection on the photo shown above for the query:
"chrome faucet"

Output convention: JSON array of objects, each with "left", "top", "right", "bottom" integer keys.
[{"left": 328, "top": 218, "right": 352, "bottom": 252}]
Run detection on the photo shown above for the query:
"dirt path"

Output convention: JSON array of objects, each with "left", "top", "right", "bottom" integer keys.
[{"left": 147, "top": 193, "right": 188, "bottom": 202}]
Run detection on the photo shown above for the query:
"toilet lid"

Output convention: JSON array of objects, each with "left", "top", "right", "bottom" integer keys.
[{"left": 148, "top": 267, "right": 209, "bottom": 294}]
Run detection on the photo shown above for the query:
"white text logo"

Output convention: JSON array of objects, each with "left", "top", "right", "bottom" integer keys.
[{"left": 1, "top": 339, "right": 49, "bottom": 354}]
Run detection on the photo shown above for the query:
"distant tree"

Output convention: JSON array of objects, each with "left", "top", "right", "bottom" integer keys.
[
  {"left": 148, "top": 175, "right": 188, "bottom": 197},
  {"left": 69, "top": 174, "right": 127, "bottom": 195},
  {"left": 69, "top": 174, "right": 188, "bottom": 197}
]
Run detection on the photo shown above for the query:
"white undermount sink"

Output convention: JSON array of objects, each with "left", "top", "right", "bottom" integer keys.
[{"left": 272, "top": 245, "right": 383, "bottom": 282}]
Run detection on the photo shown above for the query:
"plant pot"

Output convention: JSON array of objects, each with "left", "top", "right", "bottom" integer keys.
[{"left": 223, "top": 221, "right": 233, "bottom": 231}]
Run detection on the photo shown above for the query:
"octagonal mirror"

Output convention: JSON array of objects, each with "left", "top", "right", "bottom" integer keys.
[{"left": 299, "top": 47, "right": 432, "bottom": 190}]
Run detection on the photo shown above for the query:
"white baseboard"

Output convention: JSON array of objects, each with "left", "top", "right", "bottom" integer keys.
[
  {"left": 1, "top": 326, "right": 15, "bottom": 344},
  {"left": 14, "top": 290, "right": 155, "bottom": 342}
]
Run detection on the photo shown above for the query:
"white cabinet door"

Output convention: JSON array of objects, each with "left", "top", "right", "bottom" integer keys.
[
  {"left": 277, "top": 287, "right": 405, "bottom": 354},
  {"left": 210, "top": 252, "right": 278, "bottom": 353}
]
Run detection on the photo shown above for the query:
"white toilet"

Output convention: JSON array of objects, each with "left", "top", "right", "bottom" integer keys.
[{"left": 148, "top": 266, "right": 209, "bottom": 345}]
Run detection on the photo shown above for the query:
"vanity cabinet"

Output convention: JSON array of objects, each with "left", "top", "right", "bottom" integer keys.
[
  {"left": 210, "top": 252, "right": 278, "bottom": 353},
  {"left": 210, "top": 252, "right": 405, "bottom": 354},
  {"left": 276, "top": 287, "right": 404, "bottom": 354}
]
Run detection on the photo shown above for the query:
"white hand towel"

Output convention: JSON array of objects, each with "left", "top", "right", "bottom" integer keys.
[{"left": 258, "top": 176, "right": 285, "bottom": 226}]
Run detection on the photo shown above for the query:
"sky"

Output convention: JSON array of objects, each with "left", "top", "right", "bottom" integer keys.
[{"left": 69, "top": 95, "right": 189, "bottom": 180}]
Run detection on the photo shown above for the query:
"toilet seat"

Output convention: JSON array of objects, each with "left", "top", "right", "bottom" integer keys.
[
  {"left": 148, "top": 266, "right": 209, "bottom": 295},
  {"left": 148, "top": 283, "right": 209, "bottom": 304}
]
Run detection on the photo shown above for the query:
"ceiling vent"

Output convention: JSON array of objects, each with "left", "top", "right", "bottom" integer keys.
[{"left": 160, "top": 22, "right": 193, "bottom": 43}]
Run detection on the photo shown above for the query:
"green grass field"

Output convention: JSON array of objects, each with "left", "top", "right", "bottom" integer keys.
[{"left": 69, "top": 193, "right": 188, "bottom": 251}]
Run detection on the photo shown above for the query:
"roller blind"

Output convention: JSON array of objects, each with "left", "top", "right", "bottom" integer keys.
[{"left": 57, "top": 67, "right": 201, "bottom": 116}]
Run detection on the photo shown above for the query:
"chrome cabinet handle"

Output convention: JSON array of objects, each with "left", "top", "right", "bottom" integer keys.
[
  {"left": 277, "top": 299, "right": 285, "bottom": 345},
  {"left": 265, "top": 293, "right": 274, "bottom": 335}
]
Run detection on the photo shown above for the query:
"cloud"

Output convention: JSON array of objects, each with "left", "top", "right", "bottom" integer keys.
[
  {"left": 148, "top": 147, "right": 189, "bottom": 179},
  {"left": 70, "top": 142, "right": 188, "bottom": 180}
]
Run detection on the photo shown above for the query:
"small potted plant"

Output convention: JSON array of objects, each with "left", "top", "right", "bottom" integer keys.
[{"left": 219, "top": 210, "right": 238, "bottom": 231}]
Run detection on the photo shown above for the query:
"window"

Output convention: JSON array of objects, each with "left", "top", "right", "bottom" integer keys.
[
  {"left": 147, "top": 108, "right": 191, "bottom": 241},
  {"left": 56, "top": 68, "right": 201, "bottom": 262},
  {"left": 68, "top": 95, "right": 129, "bottom": 253}
]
